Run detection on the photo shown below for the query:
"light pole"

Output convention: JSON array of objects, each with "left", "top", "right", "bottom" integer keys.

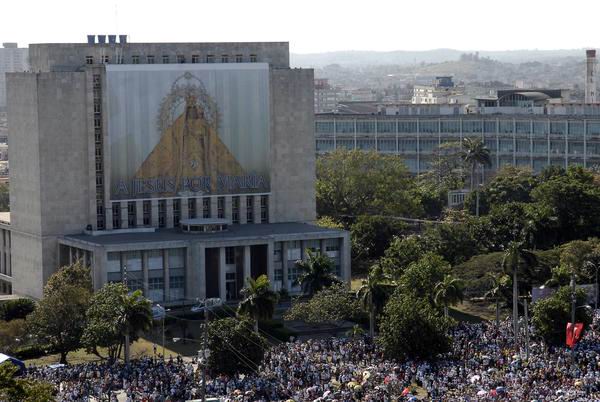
[
  {"left": 122, "top": 264, "right": 130, "bottom": 364},
  {"left": 199, "top": 298, "right": 222, "bottom": 402},
  {"left": 155, "top": 304, "right": 170, "bottom": 361},
  {"left": 570, "top": 276, "right": 576, "bottom": 361}
]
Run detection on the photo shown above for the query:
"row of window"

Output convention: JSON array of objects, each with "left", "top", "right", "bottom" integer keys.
[
  {"left": 86, "top": 53, "right": 258, "bottom": 65},
  {"left": 111, "top": 195, "right": 269, "bottom": 229},
  {"left": 273, "top": 239, "right": 342, "bottom": 282},
  {"left": 317, "top": 138, "right": 600, "bottom": 156},
  {"left": 316, "top": 120, "right": 600, "bottom": 136},
  {"left": 93, "top": 74, "right": 106, "bottom": 230}
]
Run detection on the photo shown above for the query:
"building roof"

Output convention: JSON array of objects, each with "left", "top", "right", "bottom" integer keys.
[{"left": 63, "top": 222, "right": 345, "bottom": 247}]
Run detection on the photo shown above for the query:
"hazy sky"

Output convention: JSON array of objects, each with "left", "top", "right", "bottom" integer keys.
[{"left": 2, "top": 0, "right": 600, "bottom": 53}]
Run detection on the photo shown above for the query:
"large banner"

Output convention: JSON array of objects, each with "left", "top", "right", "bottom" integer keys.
[{"left": 106, "top": 64, "right": 270, "bottom": 200}]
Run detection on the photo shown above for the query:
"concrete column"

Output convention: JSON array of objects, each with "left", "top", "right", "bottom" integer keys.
[
  {"left": 219, "top": 247, "right": 227, "bottom": 300},
  {"left": 320, "top": 239, "right": 327, "bottom": 256},
  {"left": 95, "top": 251, "right": 107, "bottom": 291},
  {"left": 142, "top": 251, "right": 149, "bottom": 297},
  {"left": 225, "top": 196, "right": 233, "bottom": 222},
  {"left": 267, "top": 241, "right": 275, "bottom": 286},
  {"left": 184, "top": 246, "right": 192, "bottom": 300},
  {"left": 165, "top": 199, "right": 174, "bottom": 228},
  {"left": 68, "top": 246, "right": 73, "bottom": 265},
  {"left": 151, "top": 200, "right": 159, "bottom": 228},
  {"left": 340, "top": 235, "right": 352, "bottom": 284},
  {"left": 196, "top": 245, "right": 206, "bottom": 300},
  {"left": 253, "top": 196, "right": 262, "bottom": 224},
  {"left": 239, "top": 195, "right": 248, "bottom": 224},
  {"left": 243, "top": 245, "right": 252, "bottom": 285},
  {"left": 210, "top": 197, "right": 218, "bottom": 219},
  {"left": 181, "top": 198, "right": 190, "bottom": 221},
  {"left": 163, "top": 249, "right": 170, "bottom": 302},
  {"left": 136, "top": 200, "right": 144, "bottom": 227},
  {"left": 120, "top": 201, "right": 128, "bottom": 229},
  {"left": 105, "top": 204, "right": 114, "bottom": 230},
  {"left": 282, "top": 241, "right": 289, "bottom": 291}
]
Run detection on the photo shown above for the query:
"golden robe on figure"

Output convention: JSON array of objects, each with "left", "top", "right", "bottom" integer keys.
[{"left": 134, "top": 92, "right": 244, "bottom": 196}]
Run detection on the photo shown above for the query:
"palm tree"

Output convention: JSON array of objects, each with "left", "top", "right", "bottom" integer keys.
[
  {"left": 434, "top": 275, "right": 464, "bottom": 318},
  {"left": 295, "top": 249, "right": 341, "bottom": 296},
  {"left": 357, "top": 265, "right": 395, "bottom": 337},
  {"left": 121, "top": 289, "right": 153, "bottom": 364},
  {"left": 502, "top": 241, "right": 537, "bottom": 348},
  {"left": 484, "top": 272, "right": 510, "bottom": 329},
  {"left": 460, "top": 137, "right": 491, "bottom": 216},
  {"left": 238, "top": 274, "right": 279, "bottom": 332}
]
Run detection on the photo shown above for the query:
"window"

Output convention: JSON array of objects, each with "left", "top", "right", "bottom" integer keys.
[
  {"left": 147, "top": 55, "right": 155, "bottom": 64},
  {"left": 232, "top": 196, "right": 240, "bottom": 224},
  {"left": 203, "top": 198, "right": 211, "bottom": 218},
  {"left": 103, "top": 55, "right": 109, "bottom": 64},
  {"left": 260, "top": 195, "right": 268, "bottom": 223},
  {"left": 173, "top": 199, "right": 181, "bottom": 227},
  {"left": 206, "top": 55, "right": 214, "bottom": 63},
  {"left": 188, "top": 198, "right": 196, "bottom": 219},
  {"left": 143, "top": 200, "right": 152, "bottom": 226},
  {"left": 158, "top": 200, "right": 166, "bottom": 228},
  {"left": 246, "top": 196, "right": 254, "bottom": 223},
  {"left": 225, "top": 247, "right": 235, "bottom": 265},
  {"left": 127, "top": 201, "right": 136, "bottom": 227},
  {"left": 132, "top": 55, "right": 140, "bottom": 64},
  {"left": 235, "top": 54, "right": 243, "bottom": 63},
  {"left": 162, "top": 55, "right": 170, "bottom": 64},
  {"left": 221, "top": 54, "right": 229, "bottom": 63},
  {"left": 250, "top": 54, "right": 257, "bottom": 62},
  {"left": 217, "top": 197, "right": 225, "bottom": 219},
  {"left": 177, "top": 55, "right": 185, "bottom": 63},
  {"left": 86, "top": 56, "right": 94, "bottom": 65},
  {"left": 112, "top": 203, "right": 121, "bottom": 229}
]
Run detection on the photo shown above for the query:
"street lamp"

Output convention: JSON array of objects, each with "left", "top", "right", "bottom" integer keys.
[{"left": 154, "top": 304, "right": 170, "bottom": 361}]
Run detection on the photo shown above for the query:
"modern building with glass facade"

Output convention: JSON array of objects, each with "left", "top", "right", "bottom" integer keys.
[
  {"left": 3, "top": 37, "right": 350, "bottom": 302},
  {"left": 315, "top": 110, "right": 600, "bottom": 177}
]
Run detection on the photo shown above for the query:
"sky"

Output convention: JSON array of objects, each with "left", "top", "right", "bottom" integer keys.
[{"left": 2, "top": 0, "right": 600, "bottom": 54}]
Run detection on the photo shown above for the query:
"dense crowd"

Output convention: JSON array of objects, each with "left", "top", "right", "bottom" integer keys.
[{"left": 26, "top": 310, "right": 600, "bottom": 401}]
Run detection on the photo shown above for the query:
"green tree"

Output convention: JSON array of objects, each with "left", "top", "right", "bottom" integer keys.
[
  {"left": 350, "top": 215, "right": 406, "bottom": 263},
  {"left": 425, "top": 221, "right": 481, "bottom": 265},
  {"left": 238, "top": 274, "right": 279, "bottom": 332},
  {"left": 0, "top": 362, "right": 54, "bottom": 402},
  {"left": 315, "top": 216, "right": 345, "bottom": 230},
  {"left": 398, "top": 253, "right": 450, "bottom": 305},
  {"left": 27, "top": 262, "right": 93, "bottom": 364},
  {"left": 484, "top": 272, "right": 510, "bottom": 328},
  {"left": 0, "top": 319, "right": 28, "bottom": 354},
  {"left": 284, "top": 283, "right": 364, "bottom": 323},
  {"left": 316, "top": 149, "right": 422, "bottom": 218},
  {"left": 475, "top": 203, "right": 530, "bottom": 251},
  {"left": 378, "top": 235, "right": 428, "bottom": 280},
  {"left": 356, "top": 265, "right": 395, "bottom": 337},
  {"left": 502, "top": 241, "right": 537, "bottom": 347},
  {"left": 0, "top": 298, "right": 35, "bottom": 321},
  {"left": 206, "top": 317, "right": 267, "bottom": 375},
  {"left": 296, "top": 249, "right": 341, "bottom": 295},
  {"left": 434, "top": 275, "right": 464, "bottom": 317},
  {"left": 82, "top": 283, "right": 152, "bottom": 362},
  {"left": 378, "top": 292, "right": 451, "bottom": 360},
  {"left": 532, "top": 286, "right": 592, "bottom": 346},
  {"left": 460, "top": 137, "right": 491, "bottom": 217}
]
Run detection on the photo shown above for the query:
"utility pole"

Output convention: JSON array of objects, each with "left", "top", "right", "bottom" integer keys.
[
  {"left": 200, "top": 298, "right": 221, "bottom": 402},
  {"left": 571, "top": 275, "right": 577, "bottom": 361},
  {"left": 523, "top": 295, "right": 530, "bottom": 360},
  {"left": 123, "top": 264, "right": 130, "bottom": 364}
]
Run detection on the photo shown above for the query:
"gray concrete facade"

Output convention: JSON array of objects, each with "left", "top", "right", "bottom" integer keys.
[{"left": 6, "top": 40, "right": 347, "bottom": 299}]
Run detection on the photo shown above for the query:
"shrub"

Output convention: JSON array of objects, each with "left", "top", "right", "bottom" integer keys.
[{"left": 0, "top": 299, "right": 35, "bottom": 321}]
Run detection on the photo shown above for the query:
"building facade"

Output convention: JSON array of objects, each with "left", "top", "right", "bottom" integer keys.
[
  {"left": 315, "top": 112, "right": 600, "bottom": 176},
  {"left": 0, "top": 43, "right": 28, "bottom": 109},
  {"left": 314, "top": 78, "right": 340, "bottom": 113},
  {"left": 4, "top": 37, "right": 350, "bottom": 301}
]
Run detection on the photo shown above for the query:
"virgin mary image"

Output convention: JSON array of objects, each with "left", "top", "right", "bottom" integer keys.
[{"left": 134, "top": 72, "right": 244, "bottom": 195}]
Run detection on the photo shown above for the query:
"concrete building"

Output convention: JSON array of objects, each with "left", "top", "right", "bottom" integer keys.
[
  {"left": 0, "top": 43, "right": 28, "bottom": 110},
  {"left": 411, "top": 76, "right": 464, "bottom": 104},
  {"left": 315, "top": 100, "right": 600, "bottom": 176},
  {"left": 314, "top": 78, "right": 340, "bottom": 113},
  {"left": 3, "top": 36, "right": 350, "bottom": 301}
]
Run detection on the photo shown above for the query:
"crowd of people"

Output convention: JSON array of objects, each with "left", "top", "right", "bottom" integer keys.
[{"left": 25, "top": 310, "right": 600, "bottom": 401}]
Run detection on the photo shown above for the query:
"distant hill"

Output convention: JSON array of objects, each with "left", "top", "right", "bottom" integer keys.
[{"left": 291, "top": 48, "right": 586, "bottom": 68}]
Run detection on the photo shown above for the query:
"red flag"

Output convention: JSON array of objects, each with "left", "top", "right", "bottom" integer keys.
[{"left": 566, "top": 323, "right": 585, "bottom": 347}]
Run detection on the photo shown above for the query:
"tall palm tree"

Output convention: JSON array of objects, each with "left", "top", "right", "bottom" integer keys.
[
  {"left": 295, "top": 249, "right": 340, "bottom": 296},
  {"left": 357, "top": 265, "right": 395, "bottom": 337},
  {"left": 238, "top": 274, "right": 279, "bottom": 332},
  {"left": 461, "top": 137, "right": 491, "bottom": 216},
  {"left": 484, "top": 272, "right": 510, "bottom": 329},
  {"left": 502, "top": 241, "right": 537, "bottom": 348},
  {"left": 121, "top": 289, "right": 153, "bottom": 364},
  {"left": 434, "top": 275, "right": 464, "bottom": 318}
]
